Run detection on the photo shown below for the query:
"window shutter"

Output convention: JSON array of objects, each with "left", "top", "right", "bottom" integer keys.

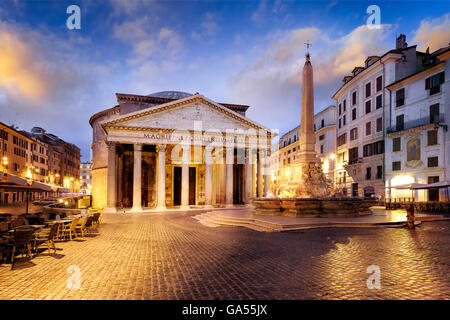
[{"left": 425, "top": 77, "right": 430, "bottom": 89}]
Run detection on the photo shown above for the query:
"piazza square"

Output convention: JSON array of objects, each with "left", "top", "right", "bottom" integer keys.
[{"left": 0, "top": 0, "right": 449, "bottom": 309}]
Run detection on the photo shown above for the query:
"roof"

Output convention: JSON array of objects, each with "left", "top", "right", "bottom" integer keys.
[
  {"left": 100, "top": 93, "right": 271, "bottom": 133},
  {"left": 386, "top": 61, "right": 445, "bottom": 89},
  {"left": 332, "top": 45, "right": 417, "bottom": 99},
  {"left": 90, "top": 92, "right": 250, "bottom": 127},
  {"left": 147, "top": 91, "right": 193, "bottom": 99}
]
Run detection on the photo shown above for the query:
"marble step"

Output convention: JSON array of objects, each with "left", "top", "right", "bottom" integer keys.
[
  {"left": 193, "top": 212, "right": 277, "bottom": 232},
  {"left": 193, "top": 211, "right": 410, "bottom": 232}
]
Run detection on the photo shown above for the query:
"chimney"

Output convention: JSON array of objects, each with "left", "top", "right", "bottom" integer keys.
[{"left": 396, "top": 34, "right": 407, "bottom": 49}]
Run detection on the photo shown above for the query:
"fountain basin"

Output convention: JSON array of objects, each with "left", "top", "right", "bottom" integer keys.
[
  {"left": 249, "top": 198, "right": 282, "bottom": 215},
  {"left": 250, "top": 197, "right": 376, "bottom": 217}
]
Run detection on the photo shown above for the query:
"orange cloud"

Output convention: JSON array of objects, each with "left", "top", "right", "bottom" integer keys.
[
  {"left": 0, "top": 30, "right": 47, "bottom": 98},
  {"left": 413, "top": 14, "right": 450, "bottom": 51}
]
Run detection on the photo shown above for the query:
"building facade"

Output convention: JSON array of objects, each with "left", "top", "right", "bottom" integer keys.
[
  {"left": 385, "top": 46, "right": 449, "bottom": 201},
  {"left": 80, "top": 162, "right": 92, "bottom": 194},
  {"left": 270, "top": 105, "right": 336, "bottom": 191},
  {"left": 0, "top": 122, "right": 80, "bottom": 204},
  {"left": 90, "top": 91, "right": 272, "bottom": 212},
  {"left": 30, "top": 127, "right": 81, "bottom": 192},
  {"left": 331, "top": 35, "right": 432, "bottom": 198},
  {"left": 0, "top": 122, "right": 51, "bottom": 203}
]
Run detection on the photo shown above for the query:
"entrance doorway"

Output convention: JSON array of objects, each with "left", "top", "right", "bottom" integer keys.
[
  {"left": 428, "top": 176, "right": 439, "bottom": 201},
  {"left": 352, "top": 183, "right": 359, "bottom": 197},
  {"left": 173, "top": 166, "right": 196, "bottom": 206},
  {"left": 233, "top": 164, "right": 244, "bottom": 204}
]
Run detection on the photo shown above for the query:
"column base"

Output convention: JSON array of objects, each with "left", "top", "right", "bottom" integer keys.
[
  {"left": 155, "top": 205, "right": 167, "bottom": 211},
  {"left": 102, "top": 207, "right": 117, "bottom": 214},
  {"left": 225, "top": 204, "right": 234, "bottom": 208},
  {"left": 130, "top": 206, "right": 143, "bottom": 212},
  {"left": 203, "top": 204, "right": 214, "bottom": 209},
  {"left": 179, "top": 205, "right": 190, "bottom": 210}
]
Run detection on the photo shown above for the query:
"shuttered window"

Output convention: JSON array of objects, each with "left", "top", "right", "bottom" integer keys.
[
  {"left": 396, "top": 88, "right": 405, "bottom": 107},
  {"left": 427, "top": 130, "right": 438, "bottom": 146}
]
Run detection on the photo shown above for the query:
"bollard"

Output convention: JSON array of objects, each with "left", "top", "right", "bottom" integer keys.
[{"left": 406, "top": 204, "right": 415, "bottom": 229}]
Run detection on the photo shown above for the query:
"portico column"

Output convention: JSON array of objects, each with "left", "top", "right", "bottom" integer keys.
[
  {"left": 225, "top": 147, "right": 234, "bottom": 207},
  {"left": 156, "top": 144, "right": 166, "bottom": 210},
  {"left": 204, "top": 148, "right": 213, "bottom": 208},
  {"left": 263, "top": 151, "right": 270, "bottom": 197},
  {"left": 132, "top": 143, "right": 143, "bottom": 212},
  {"left": 245, "top": 149, "right": 252, "bottom": 203},
  {"left": 257, "top": 150, "right": 263, "bottom": 197},
  {"left": 106, "top": 142, "right": 117, "bottom": 212},
  {"left": 180, "top": 145, "right": 190, "bottom": 209}
]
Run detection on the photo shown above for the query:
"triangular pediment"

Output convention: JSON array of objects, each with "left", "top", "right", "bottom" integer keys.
[{"left": 100, "top": 94, "right": 270, "bottom": 133}]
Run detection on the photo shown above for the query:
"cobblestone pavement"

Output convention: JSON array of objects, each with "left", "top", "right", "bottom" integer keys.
[{"left": 0, "top": 211, "right": 449, "bottom": 300}]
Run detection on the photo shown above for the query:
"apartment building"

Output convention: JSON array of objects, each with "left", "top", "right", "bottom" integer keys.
[
  {"left": 80, "top": 162, "right": 92, "bottom": 194},
  {"left": 30, "top": 127, "right": 81, "bottom": 192},
  {"left": 331, "top": 35, "right": 428, "bottom": 198},
  {"left": 385, "top": 45, "right": 449, "bottom": 201}
]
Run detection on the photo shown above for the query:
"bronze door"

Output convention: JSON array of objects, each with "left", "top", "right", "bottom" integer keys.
[
  {"left": 173, "top": 167, "right": 182, "bottom": 206},
  {"left": 189, "top": 167, "right": 196, "bottom": 205}
]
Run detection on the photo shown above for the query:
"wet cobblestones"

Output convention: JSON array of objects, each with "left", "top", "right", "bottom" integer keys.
[{"left": 0, "top": 212, "right": 449, "bottom": 299}]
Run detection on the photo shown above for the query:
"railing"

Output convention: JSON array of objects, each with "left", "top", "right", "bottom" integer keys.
[
  {"left": 347, "top": 157, "right": 362, "bottom": 165},
  {"left": 387, "top": 113, "right": 445, "bottom": 133},
  {"left": 385, "top": 199, "right": 450, "bottom": 213}
]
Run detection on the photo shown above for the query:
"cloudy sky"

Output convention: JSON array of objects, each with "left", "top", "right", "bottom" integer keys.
[{"left": 0, "top": 0, "right": 449, "bottom": 161}]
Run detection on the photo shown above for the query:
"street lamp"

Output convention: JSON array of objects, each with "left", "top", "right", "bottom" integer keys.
[{"left": 1, "top": 156, "right": 8, "bottom": 171}]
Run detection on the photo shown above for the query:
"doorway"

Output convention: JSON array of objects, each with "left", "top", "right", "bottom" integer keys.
[
  {"left": 173, "top": 166, "right": 196, "bottom": 206},
  {"left": 352, "top": 183, "right": 359, "bottom": 197},
  {"left": 428, "top": 176, "right": 439, "bottom": 201},
  {"left": 233, "top": 164, "right": 244, "bottom": 204}
]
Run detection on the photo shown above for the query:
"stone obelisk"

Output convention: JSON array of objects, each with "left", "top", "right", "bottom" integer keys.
[
  {"left": 298, "top": 51, "right": 319, "bottom": 163},
  {"left": 294, "top": 45, "right": 330, "bottom": 198}
]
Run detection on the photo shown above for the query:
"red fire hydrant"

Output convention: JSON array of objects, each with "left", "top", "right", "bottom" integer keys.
[{"left": 406, "top": 204, "right": 415, "bottom": 229}]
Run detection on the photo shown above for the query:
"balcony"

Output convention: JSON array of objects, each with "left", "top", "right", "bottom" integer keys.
[{"left": 387, "top": 114, "right": 445, "bottom": 134}]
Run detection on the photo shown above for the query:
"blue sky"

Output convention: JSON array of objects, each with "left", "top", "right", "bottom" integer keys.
[{"left": 0, "top": 0, "right": 449, "bottom": 160}]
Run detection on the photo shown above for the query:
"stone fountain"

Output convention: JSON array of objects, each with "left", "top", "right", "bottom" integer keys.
[{"left": 251, "top": 49, "right": 376, "bottom": 217}]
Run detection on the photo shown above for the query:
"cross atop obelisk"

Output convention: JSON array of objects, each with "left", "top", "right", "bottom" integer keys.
[{"left": 304, "top": 40, "right": 312, "bottom": 60}]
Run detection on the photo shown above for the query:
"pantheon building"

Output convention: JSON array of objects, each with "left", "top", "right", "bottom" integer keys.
[{"left": 89, "top": 91, "right": 273, "bottom": 212}]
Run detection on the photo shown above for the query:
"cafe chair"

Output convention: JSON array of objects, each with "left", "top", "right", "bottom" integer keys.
[
  {"left": 61, "top": 218, "right": 79, "bottom": 241},
  {"left": 34, "top": 224, "right": 58, "bottom": 255},
  {"left": 8, "top": 228, "right": 33, "bottom": 263}
]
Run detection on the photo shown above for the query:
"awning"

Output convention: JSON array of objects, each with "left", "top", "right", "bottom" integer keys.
[
  {"left": 28, "top": 180, "right": 53, "bottom": 192},
  {"left": 0, "top": 171, "right": 3, "bottom": 180},
  {"left": 392, "top": 183, "right": 426, "bottom": 190},
  {"left": 0, "top": 172, "right": 28, "bottom": 187},
  {"left": 392, "top": 181, "right": 450, "bottom": 190},
  {"left": 411, "top": 181, "right": 450, "bottom": 189},
  {"left": 57, "top": 187, "right": 70, "bottom": 193}
]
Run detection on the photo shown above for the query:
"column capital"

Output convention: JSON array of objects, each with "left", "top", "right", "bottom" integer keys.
[
  {"left": 134, "top": 143, "right": 143, "bottom": 151},
  {"left": 105, "top": 141, "right": 116, "bottom": 150},
  {"left": 157, "top": 144, "right": 167, "bottom": 153}
]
